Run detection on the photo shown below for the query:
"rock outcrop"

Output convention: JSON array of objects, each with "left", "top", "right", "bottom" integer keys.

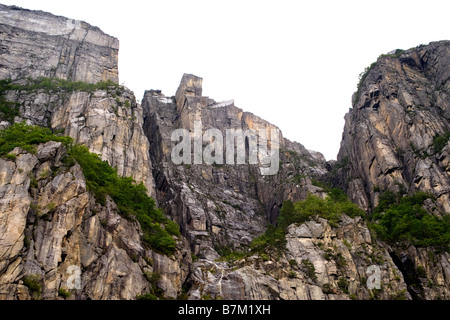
[
  {"left": 0, "top": 4, "right": 155, "bottom": 197},
  {"left": 336, "top": 41, "right": 450, "bottom": 299},
  {"left": 142, "top": 74, "right": 449, "bottom": 300},
  {"left": 0, "top": 143, "right": 187, "bottom": 300},
  {"left": 337, "top": 41, "right": 450, "bottom": 214},
  {"left": 0, "top": 4, "right": 119, "bottom": 84},
  {"left": 186, "top": 215, "right": 413, "bottom": 300},
  {"left": 2, "top": 87, "right": 155, "bottom": 196},
  {"left": 143, "top": 74, "right": 328, "bottom": 263}
]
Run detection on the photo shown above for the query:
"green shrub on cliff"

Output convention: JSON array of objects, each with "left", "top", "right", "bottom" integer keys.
[
  {"left": 370, "top": 191, "right": 449, "bottom": 252},
  {"left": 0, "top": 122, "right": 72, "bottom": 156},
  {"left": 432, "top": 131, "right": 450, "bottom": 154},
  {"left": 277, "top": 189, "right": 364, "bottom": 230},
  {"left": 0, "top": 96, "right": 20, "bottom": 123},
  {"left": 0, "top": 123, "right": 178, "bottom": 256},
  {"left": 0, "top": 77, "right": 120, "bottom": 94},
  {"left": 251, "top": 189, "right": 363, "bottom": 256},
  {"left": 23, "top": 274, "right": 42, "bottom": 300},
  {"left": 68, "top": 144, "right": 179, "bottom": 255}
]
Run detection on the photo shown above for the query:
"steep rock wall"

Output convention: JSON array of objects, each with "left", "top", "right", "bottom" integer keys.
[
  {"left": 0, "top": 4, "right": 119, "bottom": 84},
  {"left": 0, "top": 143, "right": 188, "bottom": 300},
  {"left": 338, "top": 41, "right": 450, "bottom": 213},
  {"left": 143, "top": 74, "right": 328, "bottom": 262}
]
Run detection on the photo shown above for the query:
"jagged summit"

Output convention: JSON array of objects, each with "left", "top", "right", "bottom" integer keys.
[{"left": 175, "top": 73, "right": 204, "bottom": 111}]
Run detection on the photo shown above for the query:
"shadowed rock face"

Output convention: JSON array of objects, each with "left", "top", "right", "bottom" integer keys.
[
  {"left": 0, "top": 4, "right": 119, "bottom": 83},
  {"left": 142, "top": 74, "right": 328, "bottom": 261},
  {"left": 337, "top": 41, "right": 450, "bottom": 214},
  {"left": 333, "top": 42, "right": 450, "bottom": 300},
  {"left": 142, "top": 74, "right": 449, "bottom": 300}
]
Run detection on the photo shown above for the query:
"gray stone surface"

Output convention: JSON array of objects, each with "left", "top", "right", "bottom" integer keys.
[
  {"left": 0, "top": 4, "right": 119, "bottom": 83},
  {"left": 337, "top": 41, "right": 450, "bottom": 214}
]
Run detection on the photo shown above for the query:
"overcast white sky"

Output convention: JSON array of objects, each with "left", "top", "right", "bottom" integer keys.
[{"left": 2, "top": 0, "right": 449, "bottom": 160}]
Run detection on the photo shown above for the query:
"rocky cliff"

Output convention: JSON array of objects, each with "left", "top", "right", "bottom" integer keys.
[
  {"left": 143, "top": 74, "right": 328, "bottom": 262},
  {"left": 0, "top": 140, "right": 188, "bottom": 299},
  {"left": 0, "top": 5, "right": 448, "bottom": 300},
  {"left": 0, "top": 4, "right": 119, "bottom": 84},
  {"left": 142, "top": 74, "right": 448, "bottom": 300},
  {"left": 336, "top": 41, "right": 450, "bottom": 299},
  {"left": 337, "top": 41, "right": 450, "bottom": 214},
  {"left": 0, "top": 4, "right": 155, "bottom": 197}
]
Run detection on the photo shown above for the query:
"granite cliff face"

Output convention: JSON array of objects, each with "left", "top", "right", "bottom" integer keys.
[
  {"left": 143, "top": 74, "right": 449, "bottom": 300},
  {"left": 1, "top": 87, "right": 155, "bottom": 197},
  {"left": 338, "top": 41, "right": 450, "bottom": 214},
  {"left": 0, "top": 4, "right": 119, "bottom": 84},
  {"left": 0, "top": 142, "right": 187, "bottom": 300},
  {"left": 0, "top": 5, "right": 449, "bottom": 300},
  {"left": 336, "top": 41, "right": 450, "bottom": 299},
  {"left": 143, "top": 74, "right": 328, "bottom": 262},
  {"left": 0, "top": 4, "right": 154, "bottom": 197}
]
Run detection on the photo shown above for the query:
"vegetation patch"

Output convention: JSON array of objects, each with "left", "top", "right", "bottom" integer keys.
[
  {"left": 0, "top": 97, "right": 20, "bottom": 123},
  {"left": 58, "top": 288, "right": 71, "bottom": 299},
  {"left": 247, "top": 189, "right": 363, "bottom": 258},
  {"left": 0, "top": 122, "right": 72, "bottom": 157},
  {"left": 432, "top": 131, "right": 450, "bottom": 154},
  {"left": 0, "top": 77, "right": 126, "bottom": 123},
  {"left": 378, "top": 49, "right": 405, "bottom": 60},
  {"left": 278, "top": 189, "right": 364, "bottom": 230},
  {"left": 23, "top": 274, "right": 42, "bottom": 300},
  {"left": 416, "top": 265, "right": 427, "bottom": 278},
  {"left": 287, "top": 270, "right": 297, "bottom": 279},
  {"left": 390, "top": 289, "right": 407, "bottom": 300},
  {"left": 68, "top": 144, "right": 180, "bottom": 255},
  {"left": 0, "top": 77, "right": 120, "bottom": 94},
  {"left": 0, "top": 123, "right": 179, "bottom": 256},
  {"left": 338, "top": 277, "right": 349, "bottom": 294},
  {"left": 301, "top": 259, "right": 317, "bottom": 281},
  {"left": 250, "top": 224, "right": 287, "bottom": 257},
  {"left": 311, "top": 178, "right": 330, "bottom": 190},
  {"left": 216, "top": 250, "right": 247, "bottom": 265},
  {"left": 136, "top": 293, "right": 158, "bottom": 300},
  {"left": 139, "top": 272, "right": 167, "bottom": 300},
  {"left": 370, "top": 191, "right": 449, "bottom": 252},
  {"left": 354, "top": 62, "right": 378, "bottom": 105}
]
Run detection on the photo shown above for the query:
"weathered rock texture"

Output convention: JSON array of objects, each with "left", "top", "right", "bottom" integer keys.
[
  {"left": 142, "top": 74, "right": 449, "bottom": 300},
  {"left": 187, "top": 216, "right": 413, "bottom": 300},
  {"left": 336, "top": 41, "right": 450, "bottom": 299},
  {"left": 0, "top": 4, "right": 155, "bottom": 196},
  {"left": 1, "top": 87, "right": 155, "bottom": 196},
  {"left": 0, "top": 143, "right": 187, "bottom": 300},
  {"left": 338, "top": 41, "right": 450, "bottom": 214},
  {"left": 143, "top": 74, "right": 328, "bottom": 263},
  {"left": 0, "top": 4, "right": 119, "bottom": 83}
]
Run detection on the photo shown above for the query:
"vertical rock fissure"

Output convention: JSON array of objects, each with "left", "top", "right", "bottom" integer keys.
[{"left": 389, "top": 251, "right": 424, "bottom": 300}]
